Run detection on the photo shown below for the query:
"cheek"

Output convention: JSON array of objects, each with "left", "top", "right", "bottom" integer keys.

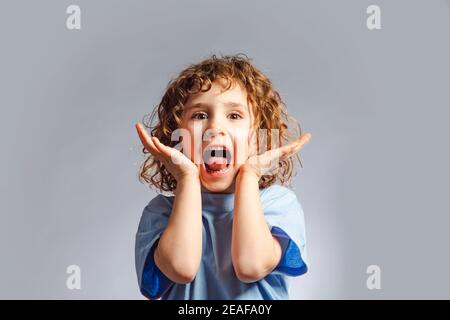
[
  {"left": 179, "top": 127, "right": 199, "bottom": 162},
  {"left": 232, "top": 130, "right": 253, "bottom": 165},
  {"left": 184, "top": 123, "right": 205, "bottom": 159}
]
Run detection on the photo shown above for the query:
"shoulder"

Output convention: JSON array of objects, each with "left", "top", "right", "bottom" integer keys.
[
  {"left": 144, "top": 193, "right": 175, "bottom": 214},
  {"left": 259, "top": 184, "right": 304, "bottom": 220},
  {"left": 260, "top": 184, "right": 299, "bottom": 205},
  {"left": 138, "top": 194, "right": 175, "bottom": 231}
]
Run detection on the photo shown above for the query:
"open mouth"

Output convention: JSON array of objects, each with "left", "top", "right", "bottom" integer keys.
[{"left": 203, "top": 145, "right": 233, "bottom": 174}]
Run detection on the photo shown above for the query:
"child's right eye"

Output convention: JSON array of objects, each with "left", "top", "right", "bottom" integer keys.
[{"left": 192, "top": 112, "right": 208, "bottom": 120}]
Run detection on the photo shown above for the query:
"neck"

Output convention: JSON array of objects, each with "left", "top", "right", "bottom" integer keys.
[{"left": 201, "top": 181, "right": 236, "bottom": 194}]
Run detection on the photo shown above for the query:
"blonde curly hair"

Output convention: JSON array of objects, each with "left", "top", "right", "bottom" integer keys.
[{"left": 138, "top": 53, "right": 303, "bottom": 193}]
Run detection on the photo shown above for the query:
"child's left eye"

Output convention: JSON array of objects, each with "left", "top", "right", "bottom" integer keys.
[{"left": 229, "top": 113, "right": 243, "bottom": 120}]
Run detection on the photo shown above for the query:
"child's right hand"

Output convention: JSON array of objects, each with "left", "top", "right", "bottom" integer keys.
[{"left": 135, "top": 123, "right": 199, "bottom": 182}]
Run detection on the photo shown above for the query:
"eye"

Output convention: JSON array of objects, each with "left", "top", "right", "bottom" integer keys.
[
  {"left": 191, "top": 112, "right": 208, "bottom": 120},
  {"left": 229, "top": 112, "right": 243, "bottom": 120}
]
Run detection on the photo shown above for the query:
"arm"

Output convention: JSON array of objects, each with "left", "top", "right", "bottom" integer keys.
[
  {"left": 231, "top": 169, "right": 282, "bottom": 283},
  {"left": 135, "top": 123, "right": 202, "bottom": 284},
  {"left": 154, "top": 174, "right": 202, "bottom": 284},
  {"left": 231, "top": 132, "right": 312, "bottom": 283}
]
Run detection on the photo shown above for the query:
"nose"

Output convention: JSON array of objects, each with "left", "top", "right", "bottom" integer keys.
[
  {"left": 204, "top": 126, "right": 227, "bottom": 142},
  {"left": 204, "top": 115, "right": 227, "bottom": 138}
]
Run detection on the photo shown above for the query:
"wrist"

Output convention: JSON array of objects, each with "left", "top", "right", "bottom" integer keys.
[
  {"left": 175, "top": 173, "right": 200, "bottom": 196},
  {"left": 177, "top": 171, "right": 200, "bottom": 183},
  {"left": 237, "top": 166, "right": 260, "bottom": 182}
]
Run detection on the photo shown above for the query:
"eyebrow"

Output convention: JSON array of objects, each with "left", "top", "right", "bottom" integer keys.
[{"left": 185, "top": 101, "right": 247, "bottom": 110}]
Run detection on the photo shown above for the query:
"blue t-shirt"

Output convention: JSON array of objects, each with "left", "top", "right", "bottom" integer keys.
[{"left": 135, "top": 184, "right": 308, "bottom": 300}]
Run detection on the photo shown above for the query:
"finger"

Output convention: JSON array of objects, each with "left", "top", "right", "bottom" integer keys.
[
  {"left": 296, "top": 133, "right": 312, "bottom": 148},
  {"left": 252, "top": 148, "right": 279, "bottom": 169},
  {"left": 135, "top": 123, "right": 150, "bottom": 145},
  {"left": 153, "top": 137, "right": 190, "bottom": 166},
  {"left": 135, "top": 123, "right": 162, "bottom": 157},
  {"left": 262, "top": 133, "right": 311, "bottom": 163},
  {"left": 282, "top": 133, "right": 312, "bottom": 157},
  {"left": 152, "top": 137, "right": 173, "bottom": 158}
]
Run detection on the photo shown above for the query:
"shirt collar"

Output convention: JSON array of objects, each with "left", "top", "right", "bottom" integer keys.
[{"left": 201, "top": 191, "right": 235, "bottom": 213}]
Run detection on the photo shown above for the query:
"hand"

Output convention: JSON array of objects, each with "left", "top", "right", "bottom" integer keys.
[
  {"left": 135, "top": 123, "right": 199, "bottom": 182},
  {"left": 239, "top": 132, "right": 312, "bottom": 179}
]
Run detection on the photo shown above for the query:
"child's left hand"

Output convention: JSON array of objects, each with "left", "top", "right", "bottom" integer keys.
[{"left": 239, "top": 132, "right": 312, "bottom": 179}]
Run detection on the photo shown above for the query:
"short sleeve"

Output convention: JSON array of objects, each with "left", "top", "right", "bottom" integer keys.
[
  {"left": 261, "top": 185, "right": 308, "bottom": 277},
  {"left": 135, "top": 194, "right": 174, "bottom": 299}
]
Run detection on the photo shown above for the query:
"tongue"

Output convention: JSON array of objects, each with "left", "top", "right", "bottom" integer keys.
[{"left": 206, "top": 157, "right": 228, "bottom": 171}]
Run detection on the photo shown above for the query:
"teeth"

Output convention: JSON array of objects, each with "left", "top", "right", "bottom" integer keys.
[
  {"left": 205, "top": 164, "right": 230, "bottom": 173},
  {"left": 211, "top": 147, "right": 225, "bottom": 156},
  {"left": 204, "top": 146, "right": 232, "bottom": 163}
]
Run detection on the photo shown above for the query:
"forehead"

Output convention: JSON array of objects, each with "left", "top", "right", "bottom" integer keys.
[{"left": 185, "top": 79, "right": 250, "bottom": 109}]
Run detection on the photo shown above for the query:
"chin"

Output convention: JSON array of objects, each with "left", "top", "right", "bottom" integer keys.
[{"left": 199, "top": 163, "right": 237, "bottom": 193}]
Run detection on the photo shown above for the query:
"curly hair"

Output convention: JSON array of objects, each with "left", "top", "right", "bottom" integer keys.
[{"left": 138, "top": 53, "right": 303, "bottom": 193}]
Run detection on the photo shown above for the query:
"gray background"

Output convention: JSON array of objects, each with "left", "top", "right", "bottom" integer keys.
[{"left": 1, "top": 0, "right": 449, "bottom": 299}]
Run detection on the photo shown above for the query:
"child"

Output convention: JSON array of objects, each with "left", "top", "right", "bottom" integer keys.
[{"left": 134, "top": 54, "right": 311, "bottom": 300}]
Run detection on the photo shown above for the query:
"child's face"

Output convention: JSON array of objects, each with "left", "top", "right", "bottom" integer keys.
[{"left": 180, "top": 79, "right": 254, "bottom": 193}]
